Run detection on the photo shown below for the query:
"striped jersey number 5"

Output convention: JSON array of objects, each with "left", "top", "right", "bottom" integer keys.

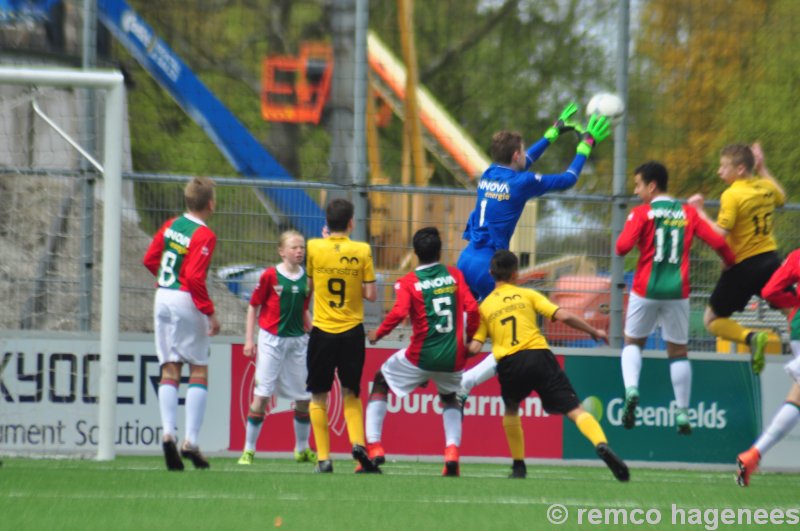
[
  {"left": 158, "top": 250, "right": 178, "bottom": 287},
  {"left": 653, "top": 227, "right": 679, "bottom": 264},
  {"left": 432, "top": 296, "right": 454, "bottom": 333},
  {"left": 328, "top": 278, "right": 345, "bottom": 308},
  {"left": 500, "top": 315, "right": 519, "bottom": 346}
]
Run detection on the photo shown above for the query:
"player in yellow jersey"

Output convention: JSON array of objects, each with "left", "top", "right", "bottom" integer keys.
[
  {"left": 688, "top": 143, "right": 787, "bottom": 374},
  {"left": 468, "top": 250, "right": 629, "bottom": 481},
  {"left": 306, "top": 198, "right": 378, "bottom": 473}
]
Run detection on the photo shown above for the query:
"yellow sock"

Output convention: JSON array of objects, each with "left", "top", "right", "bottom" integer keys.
[
  {"left": 309, "top": 402, "right": 330, "bottom": 461},
  {"left": 343, "top": 395, "right": 366, "bottom": 447},
  {"left": 575, "top": 411, "right": 607, "bottom": 447},
  {"left": 708, "top": 317, "right": 750, "bottom": 344},
  {"left": 502, "top": 414, "right": 525, "bottom": 460}
]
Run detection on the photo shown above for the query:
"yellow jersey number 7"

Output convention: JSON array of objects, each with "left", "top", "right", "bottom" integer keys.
[{"left": 500, "top": 315, "right": 520, "bottom": 346}]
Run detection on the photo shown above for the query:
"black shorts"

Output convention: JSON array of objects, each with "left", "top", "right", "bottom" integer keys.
[
  {"left": 709, "top": 251, "right": 781, "bottom": 317},
  {"left": 306, "top": 324, "right": 366, "bottom": 396},
  {"left": 496, "top": 349, "right": 580, "bottom": 415}
]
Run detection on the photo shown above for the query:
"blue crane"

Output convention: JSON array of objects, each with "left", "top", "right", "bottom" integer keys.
[{"left": 3, "top": 0, "right": 326, "bottom": 236}]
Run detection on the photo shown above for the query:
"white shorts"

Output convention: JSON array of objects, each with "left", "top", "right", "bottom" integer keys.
[
  {"left": 154, "top": 288, "right": 210, "bottom": 366},
  {"left": 624, "top": 292, "right": 689, "bottom": 345},
  {"left": 790, "top": 340, "right": 800, "bottom": 359},
  {"left": 380, "top": 349, "right": 462, "bottom": 398},
  {"left": 253, "top": 330, "right": 311, "bottom": 401}
]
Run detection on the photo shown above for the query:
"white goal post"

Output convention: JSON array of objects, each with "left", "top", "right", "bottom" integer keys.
[{"left": 0, "top": 66, "right": 124, "bottom": 461}]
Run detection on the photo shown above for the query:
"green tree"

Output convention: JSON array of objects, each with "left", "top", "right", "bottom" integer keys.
[
  {"left": 629, "top": 0, "right": 769, "bottom": 196},
  {"left": 723, "top": 0, "right": 800, "bottom": 201},
  {"left": 370, "top": 0, "right": 615, "bottom": 187}
]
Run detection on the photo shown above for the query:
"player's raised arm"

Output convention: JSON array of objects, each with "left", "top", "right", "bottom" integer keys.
[
  {"left": 527, "top": 114, "right": 613, "bottom": 196},
  {"left": 761, "top": 250, "right": 800, "bottom": 309},
  {"left": 691, "top": 210, "right": 736, "bottom": 267},
  {"left": 543, "top": 102, "right": 581, "bottom": 143},
  {"left": 687, "top": 193, "right": 728, "bottom": 237},
  {"left": 526, "top": 102, "right": 581, "bottom": 164},
  {"left": 752, "top": 142, "right": 786, "bottom": 202},
  {"left": 615, "top": 208, "right": 644, "bottom": 257},
  {"left": 576, "top": 114, "right": 611, "bottom": 159},
  {"left": 553, "top": 307, "right": 608, "bottom": 344}
]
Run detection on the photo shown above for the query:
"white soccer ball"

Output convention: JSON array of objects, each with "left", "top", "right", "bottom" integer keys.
[{"left": 586, "top": 92, "right": 625, "bottom": 121}]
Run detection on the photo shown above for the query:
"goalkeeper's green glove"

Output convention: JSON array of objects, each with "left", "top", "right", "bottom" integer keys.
[
  {"left": 576, "top": 114, "right": 612, "bottom": 156},
  {"left": 544, "top": 102, "right": 581, "bottom": 142}
]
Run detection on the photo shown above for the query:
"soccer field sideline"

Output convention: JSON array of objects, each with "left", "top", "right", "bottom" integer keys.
[
  {"left": 11, "top": 448, "right": 800, "bottom": 473},
  {"left": 214, "top": 449, "right": 800, "bottom": 473}
]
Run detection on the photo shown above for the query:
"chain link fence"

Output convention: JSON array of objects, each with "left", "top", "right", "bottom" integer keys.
[{"left": 2, "top": 169, "right": 798, "bottom": 351}]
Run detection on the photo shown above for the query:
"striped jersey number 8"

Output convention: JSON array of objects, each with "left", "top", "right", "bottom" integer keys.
[
  {"left": 653, "top": 227, "right": 680, "bottom": 264},
  {"left": 158, "top": 250, "right": 178, "bottom": 287},
  {"left": 432, "top": 296, "right": 454, "bottom": 333}
]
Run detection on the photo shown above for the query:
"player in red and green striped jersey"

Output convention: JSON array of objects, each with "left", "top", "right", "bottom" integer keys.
[
  {"left": 143, "top": 177, "right": 220, "bottom": 471},
  {"left": 366, "top": 227, "right": 480, "bottom": 476},
  {"left": 615, "top": 162, "right": 735, "bottom": 434},
  {"left": 237, "top": 230, "right": 316, "bottom": 466},
  {"left": 737, "top": 249, "right": 800, "bottom": 486}
]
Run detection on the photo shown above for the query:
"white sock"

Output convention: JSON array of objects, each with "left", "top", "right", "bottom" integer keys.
[
  {"left": 621, "top": 344, "right": 642, "bottom": 390},
  {"left": 786, "top": 354, "right": 800, "bottom": 384},
  {"left": 184, "top": 384, "right": 208, "bottom": 446},
  {"left": 754, "top": 403, "right": 800, "bottom": 456},
  {"left": 294, "top": 416, "right": 311, "bottom": 452},
  {"left": 244, "top": 416, "right": 264, "bottom": 452},
  {"left": 669, "top": 359, "right": 692, "bottom": 409},
  {"left": 442, "top": 406, "right": 462, "bottom": 447},
  {"left": 158, "top": 383, "right": 179, "bottom": 439},
  {"left": 366, "top": 398, "right": 388, "bottom": 443},
  {"left": 461, "top": 354, "right": 498, "bottom": 392}
]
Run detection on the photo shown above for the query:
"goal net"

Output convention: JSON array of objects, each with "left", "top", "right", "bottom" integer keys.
[{"left": 0, "top": 66, "right": 124, "bottom": 460}]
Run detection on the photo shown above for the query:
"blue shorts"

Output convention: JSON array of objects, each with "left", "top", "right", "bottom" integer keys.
[{"left": 457, "top": 244, "right": 496, "bottom": 301}]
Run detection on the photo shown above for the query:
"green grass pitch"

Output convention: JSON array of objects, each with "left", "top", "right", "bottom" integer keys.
[{"left": 2, "top": 456, "right": 798, "bottom": 530}]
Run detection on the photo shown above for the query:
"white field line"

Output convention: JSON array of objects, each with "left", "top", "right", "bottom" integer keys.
[
  {"left": 3, "top": 489, "right": 798, "bottom": 513},
  {"left": 1, "top": 461, "right": 742, "bottom": 484}
]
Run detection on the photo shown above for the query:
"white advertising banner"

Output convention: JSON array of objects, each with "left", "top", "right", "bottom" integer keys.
[{"left": 0, "top": 335, "right": 231, "bottom": 454}]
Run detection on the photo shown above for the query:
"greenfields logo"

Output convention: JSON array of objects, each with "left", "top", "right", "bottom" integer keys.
[
  {"left": 581, "top": 396, "right": 728, "bottom": 430},
  {"left": 606, "top": 399, "right": 728, "bottom": 430},
  {"left": 582, "top": 396, "right": 604, "bottom": 422}
]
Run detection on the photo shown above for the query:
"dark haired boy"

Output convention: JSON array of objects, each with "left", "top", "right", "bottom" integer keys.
[
  {"left": 306, "top": 198, "right": 377, "bottom": 473},
  {"left": 365, "top": 227, "right": 479, "bottom": 476},
  {"left": 616, "top": 161, "right": 735, "bottom": 434},
  {"left": 468, "top": 250, "right": 629, "bottom": 481}
]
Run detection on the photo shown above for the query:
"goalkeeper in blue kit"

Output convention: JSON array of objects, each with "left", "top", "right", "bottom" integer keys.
[{"left": 457, "top": 105, "right": 613, "bottom": 398}]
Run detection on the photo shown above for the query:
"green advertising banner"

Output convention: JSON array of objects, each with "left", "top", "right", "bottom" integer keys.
[{"left": 562, "top": 355, "right": 760, "bottom": 463}]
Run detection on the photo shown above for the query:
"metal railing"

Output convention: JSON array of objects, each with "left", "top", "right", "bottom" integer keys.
[{"left": 2, "top": 169, "right": 798, "bottom": 352}]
